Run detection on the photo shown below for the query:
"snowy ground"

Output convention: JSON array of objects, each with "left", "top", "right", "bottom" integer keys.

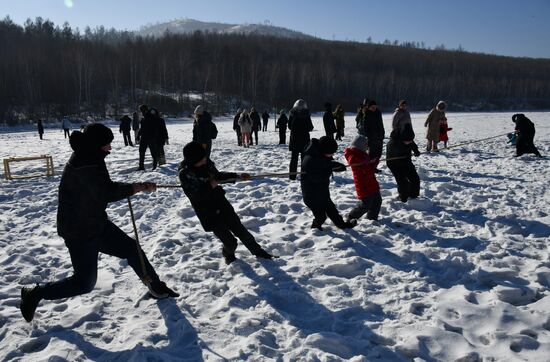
[{"left": 1, "top": 111, "right": 549, "bottom": 361}]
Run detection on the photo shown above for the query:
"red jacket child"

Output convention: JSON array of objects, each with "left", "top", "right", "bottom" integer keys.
[
  {"left": 439, "top": 117, "right": 452, "bottom": 143},
  {"left": 344, "top": 135, "right": 382, "bottom": 221}
]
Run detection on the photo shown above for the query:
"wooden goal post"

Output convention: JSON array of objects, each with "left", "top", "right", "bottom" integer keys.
[{"left": 3, "top": 155, "right": 55, "bottom": 180}]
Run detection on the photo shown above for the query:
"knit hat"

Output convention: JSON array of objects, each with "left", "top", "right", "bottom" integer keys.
[
  {"left": 319, "top": 136, "right": 338, "bottom": 154},
  {"left": 194, "top": 105, "right": 204, "bottom": 115},
  {"left": 70, "top": 123, "right": 114, "bottom": 153},
  {"left": 400, "top": 123, "right": 415, "bottom": 141},
  {"left": 436, "top": 101, "right": 446, "bottom": 110},
  {"left": 293, "top": 99, "right": 308, "bottom": 110},
  {"left": 139, "top": 104, "right": 149, "bottom": 114},
  {"left": 368, "top": 100, "right": 377, "bottom": 107},
  {"left": 183, "top": 141, "right": 207, "bottom": 165},
  {"left": 351, "top": 135, "right": 368, "bottom": 152}
]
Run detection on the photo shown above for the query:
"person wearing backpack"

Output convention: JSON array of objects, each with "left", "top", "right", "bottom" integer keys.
[{"left": 192, "top": 105, "right": 217, "bottom": 158}]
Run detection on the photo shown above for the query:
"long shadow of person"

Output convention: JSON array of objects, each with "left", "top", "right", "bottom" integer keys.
[
  {"left": 8, "top": 299, "right": 209, "bottom": 361},
  {"left": 238, "top": 261, "right": 405, "bottom": 360}
]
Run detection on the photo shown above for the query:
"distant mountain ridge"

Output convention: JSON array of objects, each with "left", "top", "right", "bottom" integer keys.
[{"left": 136, "top": 18, "right": 314, "bottom": 39}]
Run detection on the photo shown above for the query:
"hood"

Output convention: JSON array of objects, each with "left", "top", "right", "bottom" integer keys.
[{"left": 303, "top": 138, "right": 322, "bottom": 156}]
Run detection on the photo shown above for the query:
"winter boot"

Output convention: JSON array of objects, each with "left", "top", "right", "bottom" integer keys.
[
  {"left": 254, "top": 249, "right": 273, "bottom": 260},
  {"left": 311, "top": 219, "right": 324, "bottom": 231},
  {"left": 20, "top": 285, "right": 43, "bottom": 322},
  {"left": 147, "top": 280, "right": 179, "bottom": 299},
  {"left": 224, "top": 254, "right": 237, "bottom": 265},
  {"left": 339, "top": 219, "right": 357, "bottom": 229}
]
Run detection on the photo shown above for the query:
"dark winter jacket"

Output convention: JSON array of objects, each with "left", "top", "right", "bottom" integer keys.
[
  {"left": 233, "top": 112, "right": 242, "bottom": 131},
  {"left": 157, "top": 117, "right": 168, "bottom": 143},
  {"left": 57, "top": 147, "right": 133, "bottom": 242},
  {"left": 300, "top": 138, "right": 346, "bottom": 206},
  {"left": 178, "top": 160, "right": 238, "bottom": 231},
  {"left": 392, "top": 108, "right": 411, "bottom": 131},
  {"left": 288, "top": 108, "right": 314, "bottom": 152},
  {"left": 323, "top": 111, "right": 337, "bottom": 135},
  {"left": 262, "top": 112, "right": 269, "bottom": 124},
  {"left": 344, "top": 147, "right": 380, "bottom": 200},
  {"left": 250, "top": 111, "right": 261, "bottom": 131},
  {"left": 119, "top": 116, "right": 132, "bottom": 133},
  {"left": 192, "top": 111, "right": 215, "bottom": 144},
  {"left": 513, "top": 114, "right": 535, "bottom": 138},
  {"left": 277, "top": 114, "right": 288, "bottom": 130},
  {"left": 132, "top": 113, "right": 140, "bottom": 131},
  {"left": 356, "top": 109, "right": 364, "bottom": 135},
  {"left": 139, "top": 111, "right": 159, "bottom": 142},
  {"left": 386, "top": 126, "right": 420, "bottom": 161},
  {"left": 37, "top": 121, "right": 44, "bottom": 134},
  {"left": 334, "top": 108, "right": 345, "bottom": 129},
  {"left": 362, "top": 109, "right": 385, "bottom": 145}
]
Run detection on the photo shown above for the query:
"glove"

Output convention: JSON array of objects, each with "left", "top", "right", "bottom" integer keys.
[
  {"left": 332, "top": 162, "right": 347, "bottom": 172},
  {"left": 414, "top": 150, "right": 421, "bottom": 157}
]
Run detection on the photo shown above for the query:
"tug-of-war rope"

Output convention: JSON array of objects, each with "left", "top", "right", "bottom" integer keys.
[{"left": 152, "top": 132, "right": 511, "bottom": 189}]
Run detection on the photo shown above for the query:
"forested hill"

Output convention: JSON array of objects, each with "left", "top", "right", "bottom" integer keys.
[{"left": 2, "top": 17, "right": 550, "bottom": 124}]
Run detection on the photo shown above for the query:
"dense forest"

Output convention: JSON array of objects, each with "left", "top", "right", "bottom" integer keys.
[{"left": 2, "top": 17, "right": 550, "bottom": 125}]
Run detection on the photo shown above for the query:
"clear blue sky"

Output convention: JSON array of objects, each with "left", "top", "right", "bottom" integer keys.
[{"left": 2, "top": 0, "right": 549, "bottom": 58}]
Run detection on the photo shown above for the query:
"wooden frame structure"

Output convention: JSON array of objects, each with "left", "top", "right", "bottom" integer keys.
[{"left": 3, "top": 155, "right": 54, "bottom": 180}]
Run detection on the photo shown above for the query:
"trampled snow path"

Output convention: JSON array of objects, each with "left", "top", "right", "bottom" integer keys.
[{"left": 1, "top": 112, "right": 549, "bottom": 361}]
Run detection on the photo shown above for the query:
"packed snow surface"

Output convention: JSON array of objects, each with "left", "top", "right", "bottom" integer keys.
[{"left": 1, "top": 112, "right": 549, "bottom": 361}]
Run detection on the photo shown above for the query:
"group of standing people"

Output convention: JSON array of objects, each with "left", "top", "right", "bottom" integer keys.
[{"left": 232, "top": 108, "right": 272, "bottom": 147}]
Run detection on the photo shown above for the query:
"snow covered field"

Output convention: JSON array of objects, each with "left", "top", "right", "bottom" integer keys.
[{"left": 1, "top": 111, "right": 549, "bottom": 361}]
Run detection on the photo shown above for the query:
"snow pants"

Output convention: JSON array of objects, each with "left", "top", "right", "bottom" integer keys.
[
  {"left": 348, "top": 191, "right": 382, "bottom": 221},
  {"left": 387, "top": 159, "right": 420, "bottom": 202},
  {"left": 211, "top": 212, "right": 265, "bottom": 259},
  {"left": 41, "top": 221, "right": 160, "bottom": 300}
]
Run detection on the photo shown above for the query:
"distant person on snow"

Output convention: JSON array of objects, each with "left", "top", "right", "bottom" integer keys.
[
  {"left": 439, "top": 116, "right": 452, "bottom": 148},
  {"left": 301, "top": 136, "right": 357, "bottom": 231},
  {"left": 233, "top": 109, "right": 243, "bottom": 146},
  {"left": 37, "top": 119, "right": 44, "bottom": 140},
  {"left": 178, "top": 141, "right": 273, "bottom": 264},
  {"left": 250, "top": 107, "right": 261, "bottom": 145},
  {"left": 288, "top": 99, "right": 314, "bottom": 180},
  {"left": 119, "top": 115, "right": 133, "bottom": 146},
  {"left": 512, "top": 113, "right": 542, "bottom": 157},
  {"left": 344, "top": 135, "right": 382, "bottom": 222},
  {"left": 334, "top": 104, "right": 345, "bottom": 141},
  {"left": 425, "top": 101, "right": 446, "bottom": 152},
  {"left": 138, "top": 104, "right": 159, "bottom": 171},
  {"left": 277, "top": 109, "right": 288, "bottom": 145},
  {"left": 386, "top": 123, "right": 421, "bottom": 203},
  {"left": 151, "top": 108, "right": 168, "bottom": 165},
  {"left": 261, "top": 110, "right": 269, "bottom": 132},
  {"left": 323, "top": 102, "right": 336, "bottom": 139},
  {"left": 392, "top": 100, "right": 412, "bottom": 131},
  {"left": 61, "top": 116, "right": 71, "bottom": 138},
  {"left": 192, "top": 105, "right": 217, "bottom": 159},
  {"left": 19, "top": 123, "right": 178, "bottom": 323},
  {"left": 238, "top": 109, "right": 253, "bottom": 148},
  {"left": 132, "top": 111, "right": 140, "bottom": 144}
]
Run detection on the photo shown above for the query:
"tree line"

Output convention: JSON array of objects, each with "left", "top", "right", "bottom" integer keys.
[{"left": 2, "top": 17, "right": 550, "bottom": 125}]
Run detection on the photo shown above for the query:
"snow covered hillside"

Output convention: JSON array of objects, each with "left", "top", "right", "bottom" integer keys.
[
  {"left": 136, "top": 18, "right": 313, "bottom": 39},
  {"left": 1, "top": 112, "right": 549, "bottom": 361}
]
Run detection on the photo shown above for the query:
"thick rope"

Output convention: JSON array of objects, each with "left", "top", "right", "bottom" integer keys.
[
  {"left": 154, "top": 133, "right": 509, "bottom": 188},
  {"left": 127, "top": 196, "right": 153, "bottom": 285}
]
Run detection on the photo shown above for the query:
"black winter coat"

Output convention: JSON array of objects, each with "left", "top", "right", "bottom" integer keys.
[
  {"left": 233, "top": 112, "right": 242, "bottom": 131},
  {"left": 250, "top": 111, "right": 261, "bottom": 131},
  {"left": 277, "top": 114, "right": 288, "bottom": 129},
  {"left": 139, "top": 112, "right": 159, "bottom": 142},
  {"left": 288, "top": 108, "right": 314, "bottom": 152},
  {"left": 323, "top": 111, "right": 337, "bottom": 134},
  {"left": 192, "top": 112, "right": 215, "bottom": 144},
  {"left": 57, "top": 151, "right": 133, "bottom": 242},
  {"left": 386, "top": 129, "right": 420, "bottom": 160},
  {"left": 262, "top": 112, "right": 269, "bottom": 123},
  {"left": 119, "top": 116, "right": 132, "bottom": 132},
  {"left": 362, "top": 109, "right": 385, "bottom": 144},
  {"left": 300, "top": 139, "right": 346, "bottom": 206},
  {"left": 157, "top": 117, "right": 168, "bottom": 143},
  {"left": 178, "top": 160, "right": 238, "bottom": 231},
  {"left": 37, "top": 122, "right": 44, "bottom": 134}
]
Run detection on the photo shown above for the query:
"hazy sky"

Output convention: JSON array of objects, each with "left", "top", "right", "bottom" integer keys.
[{"left": 2, "top": 0, "right": 549, "bottom": 58}]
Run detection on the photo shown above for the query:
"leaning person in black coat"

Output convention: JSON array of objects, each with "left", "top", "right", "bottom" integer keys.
[
  {"left": 386, "top": 123, "right": 421, "bottom": 202},
  {"left": 301, "top": 136, "right": 357, "bottom": 231},
  {"left": 19, "top": 123, "right": 178, "bottom": 323},
  {"left": 512, "top": 113, "right": 542, "bottom": 157},
  {"left": 178, "top": 141, "right": 273, "bottom": 264},
  {"left": 288, "top": 99, "right": 314, "bottom": 180}
]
